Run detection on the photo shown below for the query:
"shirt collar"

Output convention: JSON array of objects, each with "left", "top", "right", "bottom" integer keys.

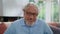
[{"left": 21, "top": 18, "right": 38, "bottom": 27}]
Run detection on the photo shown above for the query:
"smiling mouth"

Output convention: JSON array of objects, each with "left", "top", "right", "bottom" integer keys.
[{"left": 28, "top": 20, "right": 34, "bottom": 22}]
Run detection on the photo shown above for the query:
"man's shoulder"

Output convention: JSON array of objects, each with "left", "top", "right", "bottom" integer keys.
[
  {"left": 14, "top": 18, "right": 24, "bottom": 23},
  {"left": 36, "top": 19, "right": 47, "bottom": 25},
  {"left": 11, "top": 18, "right": 24, "bottom": 25},
  {"left": 37, "top": 19, "right": 45, "bottom": 23}
]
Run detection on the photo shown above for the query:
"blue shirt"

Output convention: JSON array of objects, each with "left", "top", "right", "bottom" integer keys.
[{"left": 4, "top": 18, "right": 53, "bottom": 34}]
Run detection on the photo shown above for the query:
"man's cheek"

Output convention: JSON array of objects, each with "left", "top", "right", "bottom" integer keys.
[{"left": 33, "top": 18, "right": 36, "bottom": 21}]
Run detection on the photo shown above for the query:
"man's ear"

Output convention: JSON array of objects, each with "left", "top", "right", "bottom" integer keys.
[{"left": 23, "top": 9, "right": 25, "bottom": 12}]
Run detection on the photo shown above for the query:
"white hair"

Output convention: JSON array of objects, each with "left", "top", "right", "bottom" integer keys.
[{"left": 23, "top": 2, "right": 39, "bottom": 13}]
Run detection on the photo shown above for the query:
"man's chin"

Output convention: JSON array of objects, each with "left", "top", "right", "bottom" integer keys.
[
  {"left": 28, "top": 20, "right": 33, "bottom": 22},
  {"left": 26, "top": 21, "right": 33, "bottom": 23}
]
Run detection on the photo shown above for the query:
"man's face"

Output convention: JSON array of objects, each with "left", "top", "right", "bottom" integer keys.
[{"left": 24, "top": 5, "right": 38, "bottom": 24}]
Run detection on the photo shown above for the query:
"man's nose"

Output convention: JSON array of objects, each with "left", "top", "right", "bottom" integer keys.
[{"left": 30, "top": 15, "right": 34, "bottom": 20}]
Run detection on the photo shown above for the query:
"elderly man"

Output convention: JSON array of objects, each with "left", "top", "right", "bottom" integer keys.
[{"left": 4, "top": 2, "right": 53, "bottom": 34}]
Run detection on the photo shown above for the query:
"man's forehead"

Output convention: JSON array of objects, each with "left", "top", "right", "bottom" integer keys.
[{"left": 25, "top": 7, "right": 38, "bottom": 14}]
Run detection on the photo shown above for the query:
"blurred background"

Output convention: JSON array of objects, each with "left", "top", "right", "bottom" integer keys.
[
  {"left": 0, "top": 0, "right": 60, "bottom": 34},
  {"left": 0, "top": 0, "right": 59, "bottom": 23}
]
